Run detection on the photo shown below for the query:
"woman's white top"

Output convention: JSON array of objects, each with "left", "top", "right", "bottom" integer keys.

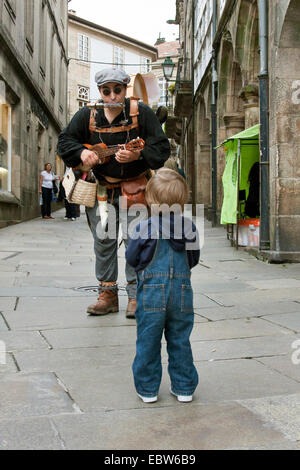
[{"left": 41, "top": 171, "right": 57, "bottom": 189}]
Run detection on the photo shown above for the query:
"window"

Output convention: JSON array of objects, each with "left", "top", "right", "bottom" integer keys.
[
  {"left": 158, "top": 78, "right": 168, "bottom": 106},
  {"left": 140, "top": 57, "right": 151, "bottom": 74},
  {"left": 25, "top": 0, "right": 34, "bottom": 53},
  {"left": 78, "top": 86, "right": 89, "bottom": 101},
  {"left": 113, "top": 46, "right": 124, "bottom": 69},
  {"left": 0, "top": 82, "right": 12, "bottom": 192},
  {"left": 50, "top": 28, "right": 56, "bottom": 95},
  {"left": 78, "top": 34, "right": 89, "bottom": 61},
  {"left": 78, "top": 101, "right": 88, "bottom": 109},
  {"left": 77, "top": 86, "right": 89, "bottom": 109},
  {"left": 39, "top": 0, "right": 46, "bottom": 76}
]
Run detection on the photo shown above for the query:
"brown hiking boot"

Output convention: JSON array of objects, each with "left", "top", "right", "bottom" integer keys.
[
  {"left": 126, "top": 298, "right": 136, "bottom": 319},
  {"left": 87, "top": 288, "right": 119, "bottom": 316}
]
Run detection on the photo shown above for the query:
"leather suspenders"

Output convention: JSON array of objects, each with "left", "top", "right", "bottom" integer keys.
[{"left": 89, "top": 97, "right": 140, "bottom": 135}]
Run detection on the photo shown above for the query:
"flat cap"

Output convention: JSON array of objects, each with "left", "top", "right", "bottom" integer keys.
[{"left": 95, "top": 68, "right": 131, "bottom": 87}]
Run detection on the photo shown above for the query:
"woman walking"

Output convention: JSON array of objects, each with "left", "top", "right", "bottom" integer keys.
[{"left": 39, "top": 163, "right": 59, "bottom": 219}]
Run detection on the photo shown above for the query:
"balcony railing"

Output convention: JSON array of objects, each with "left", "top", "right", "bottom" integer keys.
[{"left": 174, "top": 58, "right": 193, "bottom": 118}]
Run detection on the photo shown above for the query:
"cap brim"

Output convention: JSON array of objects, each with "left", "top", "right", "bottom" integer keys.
[{"left": 97, "top": 80, "right": 126, "bottom": 86}]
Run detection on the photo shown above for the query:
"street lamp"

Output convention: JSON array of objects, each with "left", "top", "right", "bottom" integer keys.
[{"left": 162, "top": 57, "right": 175, "bottom": 107}]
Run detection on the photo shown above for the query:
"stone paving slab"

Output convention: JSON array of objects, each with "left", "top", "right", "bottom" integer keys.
[
  {"left": 193, "top": 293, "right": 221, "bottom": 308},
  {"left": 0, "top": 272, "right": 28, "bottom": 287},
  {"left": 2, "top": 297, "right": 139, "bottom": 330},
  {"left": 16, "top": 275, "right": 96, "bottom": 289},
  {"left": 0, "top": 354, "right": 18, "bottom": 375},
  {"left": 206, "top": 288, "right": 300, "bottom": 306},
  {"left": 51, "top": 402, "right": 287, "bottom": 450},
  {"left": 261, "top": 312, "right": 300, "bottom": 332},
  {"left": 191, "top": 317, "right": 292, "bottom": 341},
  {"left": 0, "top": 330, "right": 49, "bottom": 352},
  {"left": 192, "top": 279, "right": 255, "bottom": 294},
  {"left": 36, "top": 317, "right": 291, "bottom": 351},
  {"left": 256, "top": 355, "right": 300, "bottom": 383},
  {"left": 0, "top": 314, "right": 9, "bottom": 331},
  {"left": 0, "top": 251, "right": 19, "bottom": 260},
  {"left": 13, "top": 335, "right": 299, "bottom": 375},
  {"left": 12, "top": 263, "right": 94, "bottom": 274},
  {"left": 190, "top": 334, "right": 298, "bottom": 362},
  {"left": 0, "top": 287, "right": 92, "bottom": 297},
  {"left": 246, "top": 278, "right": 300, "bottom": 289},
  {"left": 0, "top": 372, "right": 78, "bottom": 420},
  {"left": 0, "top": 298, "right": 17, "bottom": 311},
  {"left": 201, "top": 252, "right": 252, "bottom": 262},
  {"left": 7, "top": 252, "right": 94, "bottom": 262},
  {"left": 196, "top": 359, "right": 300, "bottom": 402},
  {"left": 203, "top": 260, "right": 300, "bottom": 281},
  {"left": 41, "top": 325, "right": 138, "bottom": 350},
  {"left": 239, "top": 393, "right": 300, "bottom": 442},
  {"left": 0, "top": 262, "right": 18, "bottom": 272},
  {"left": 195, "top": 301, "right": 300, "bottom": 321},
  {"left": 14, "top": 345, "right": 136, "bottom": 372},
  {"left": 0, "top": 416, "right": 65, "bottom": 450},
  {"left": 235, "top": 440, "right": 300, "bottom": 450},
  {"left": 51, "top": 358, "right": 300, "bottom": 414},
  {"left": 3, "top": 297, "right": 101, "bottom": 330}
]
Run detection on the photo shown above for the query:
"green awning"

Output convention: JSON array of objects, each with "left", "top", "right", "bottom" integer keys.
[
  {"left": 216, "top": 124, "right": 260, "bottom": 148},
  {"left": 219, "top": 124, "right": 260, "bottom": 225}
]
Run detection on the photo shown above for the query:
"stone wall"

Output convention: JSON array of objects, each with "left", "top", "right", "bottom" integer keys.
[
  {"left": 0, "top": 0, "right": 68, "bottom": 227},
  {"left": 268, "top": 0, "right": 300, "bottom": 257},
  {"left": 177, "top": 0, "right": 300, "bottom": 259}
]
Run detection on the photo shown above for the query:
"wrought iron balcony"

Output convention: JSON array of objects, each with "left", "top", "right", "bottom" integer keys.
[{"left": 174, "top": 59, "right": 193, "bottom": 118}]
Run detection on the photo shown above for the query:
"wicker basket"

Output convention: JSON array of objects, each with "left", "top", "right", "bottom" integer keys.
[
  {"left": 69, "top": 179, "right": 97, "bottom": 208},
  {"left": 63, "top": 168, "right": 97, "bottom": 208}
]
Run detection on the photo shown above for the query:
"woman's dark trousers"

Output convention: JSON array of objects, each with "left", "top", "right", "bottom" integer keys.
[{"left": 41, "top": 187, "right": 52, "bottom": 217}]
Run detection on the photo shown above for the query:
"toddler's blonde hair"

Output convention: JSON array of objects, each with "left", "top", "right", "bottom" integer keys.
[{"left": 146, "top": 168, "right": 189, "bottom": 211}]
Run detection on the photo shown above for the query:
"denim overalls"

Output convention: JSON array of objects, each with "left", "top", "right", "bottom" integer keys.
[{"left": 132, "top": 237, "right": 199, "bottom": 398}]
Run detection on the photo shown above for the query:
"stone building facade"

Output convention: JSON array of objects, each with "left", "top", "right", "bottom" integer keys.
[
  {"left": 0, "top": 0, "right": 68, "bottom": 227},
  {"left": 175, "top": 0, "right": 300, "bottom": 261},
  {"left": 67, "top": 13, "right": 157, "bottom": 121}
]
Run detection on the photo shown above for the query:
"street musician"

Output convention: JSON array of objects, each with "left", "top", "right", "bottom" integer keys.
[{"left": 57, "top": 68, "right": 170, "bottom": 318}]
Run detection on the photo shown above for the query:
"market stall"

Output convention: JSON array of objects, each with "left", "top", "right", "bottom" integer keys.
[{"left": 218, "top": 124, "right": 260, "bottom": 248}]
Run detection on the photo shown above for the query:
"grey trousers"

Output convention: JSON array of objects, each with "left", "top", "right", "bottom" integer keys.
[{"left": 86, "top": 188, "right": 146, "bottom": 299}]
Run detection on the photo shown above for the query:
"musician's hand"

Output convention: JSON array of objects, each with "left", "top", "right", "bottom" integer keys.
[
  {"left": 115, "top": 148, "right": 141, "bottom": 164},
  {"left": 80, "top": 149, "right": 99, "bottom": 168}
]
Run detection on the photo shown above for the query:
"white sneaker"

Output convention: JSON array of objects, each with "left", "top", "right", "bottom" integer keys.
[
  {"left": 137, "top": 393, "right": 158, "bottom": 403},
  {"left": 71, "top": 218, "right": 76, "bottom": 221},
  {"left": 170, "top": 389, "right": 193, "bottom": 402}
]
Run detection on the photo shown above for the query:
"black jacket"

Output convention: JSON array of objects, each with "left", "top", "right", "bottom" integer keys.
[{"left": 57, "top": 98, "right": 170, "bottom": 180}]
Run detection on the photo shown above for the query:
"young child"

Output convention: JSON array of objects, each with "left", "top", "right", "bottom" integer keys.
[{"left": 126, "top": 168, "right": 199, "bottom": 403}]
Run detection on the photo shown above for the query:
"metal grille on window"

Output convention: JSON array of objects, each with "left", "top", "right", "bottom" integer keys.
[
  {"left": 113, "top": 46, "right": 124, "bottom": 70},
  {"left": 78, "top": 86, "right": 89, "bottom": 109},
  {"left": 140, "top": 57, "right": 151, "bottom": 74},
  {"left": 78, "top": 34, "right": 89, "bottom": 61}
]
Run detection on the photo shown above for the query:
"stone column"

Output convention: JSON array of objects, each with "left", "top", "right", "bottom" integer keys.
[
  {"left": 223, "top": 113, "right": 245, "bottom": 138},
  {"left": 239, "top": 85, "right": 260, "bottom": 128}
]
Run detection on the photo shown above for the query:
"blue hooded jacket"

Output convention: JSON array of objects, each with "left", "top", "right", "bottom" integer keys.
[{"left": 126, "top": 214, "right": 200, "bottom": 273}]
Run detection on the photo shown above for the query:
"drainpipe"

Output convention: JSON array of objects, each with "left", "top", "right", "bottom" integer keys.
[
  {"left": 258, "top": 0, "right": 270, "bottom": 250},
  {"left": 211, "top": 0, "right": 218, "bottom": 227},
  {"left": 191, "top": 0, "right": 196, "bottom": 214}
]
